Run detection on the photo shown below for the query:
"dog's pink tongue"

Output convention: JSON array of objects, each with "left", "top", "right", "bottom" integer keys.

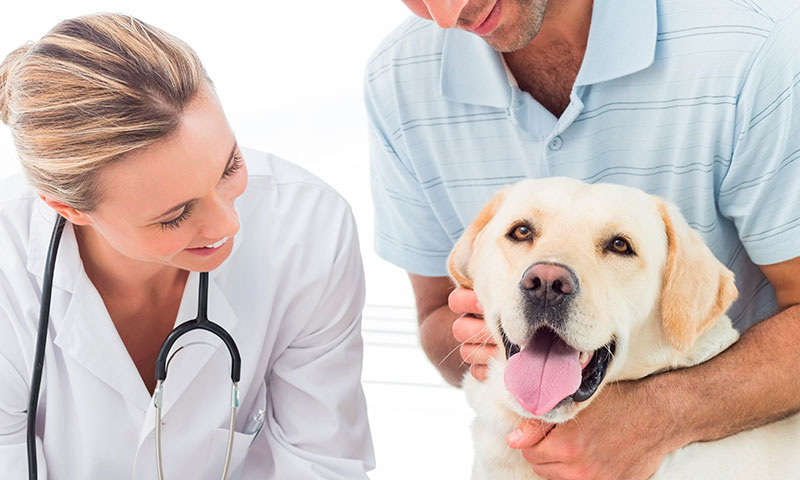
[{"left": 504, "top": 329, "right": 582, "bottom": 416}]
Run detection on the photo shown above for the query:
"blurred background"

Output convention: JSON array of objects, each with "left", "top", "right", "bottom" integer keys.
[{"left": 0, "top": 1, "right": 473, "bottom": 478}]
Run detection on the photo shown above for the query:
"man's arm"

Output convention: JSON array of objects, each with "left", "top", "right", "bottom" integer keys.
[
  {"left": 663, "top": 256, "right": 800, "bottom": 442},
  {"left": 511, "top": 256, "right": 800, "bottom": 480}
]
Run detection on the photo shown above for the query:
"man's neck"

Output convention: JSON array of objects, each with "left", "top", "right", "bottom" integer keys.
[{"left": 502, "top": 0, "right": 593, "bottom": 117}]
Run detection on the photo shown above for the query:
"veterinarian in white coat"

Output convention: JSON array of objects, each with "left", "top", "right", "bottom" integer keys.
[{"left": 0, "top": 14, "right": 373, "bottom": 480}]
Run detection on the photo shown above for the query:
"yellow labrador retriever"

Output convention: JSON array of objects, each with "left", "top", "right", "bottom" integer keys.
[{"left": 449, "top": 177, "right": 800, "bottom": 480}]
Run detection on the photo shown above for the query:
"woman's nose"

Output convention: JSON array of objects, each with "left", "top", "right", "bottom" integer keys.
[
  {"left": 200, "top": 194, "right": 239, "bottom": 240},
  {"left": 424, "top": 0, "right": 470, "bottom": 29}
]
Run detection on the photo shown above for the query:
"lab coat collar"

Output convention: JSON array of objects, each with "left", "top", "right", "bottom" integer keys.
[
  {"left": 439, "top": 0, "right": 657, "bottom": 105},
  {"left": 26, "top": 199, "right": 82, "bottom": 293}
]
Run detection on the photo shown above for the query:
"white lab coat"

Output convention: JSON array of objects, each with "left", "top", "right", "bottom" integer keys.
[{"left": 0, "top": 149, "right": 375, "bottom": 479}]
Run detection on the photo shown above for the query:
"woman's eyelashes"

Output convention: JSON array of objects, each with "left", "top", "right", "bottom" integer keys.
[
  {"left": 160, "top": 202, "right": 194, "bottom": 230},
  {"left": 221, "top": 152, "right": 243, "bottom": 179}
]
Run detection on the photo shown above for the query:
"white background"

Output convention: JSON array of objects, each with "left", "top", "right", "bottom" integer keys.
[{"left": 0, "top": 2, "right": 474, "bottom": 479}]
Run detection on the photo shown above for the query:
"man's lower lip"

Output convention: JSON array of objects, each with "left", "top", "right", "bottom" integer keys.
[{"left": 470, "top": 0, "right": 501, "bottom": 35}]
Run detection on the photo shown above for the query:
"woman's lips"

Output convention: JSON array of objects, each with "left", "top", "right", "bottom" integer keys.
[
  {"left": 185, "top": 237, "right": 229, "bottom": 256},
  {"left": 470, "top": 0, "right": 501, "bottom": 36}
]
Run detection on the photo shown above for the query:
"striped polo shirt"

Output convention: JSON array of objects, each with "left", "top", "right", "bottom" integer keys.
[{"left": 365, "top": 0, "right": 800, "bottom": 331}]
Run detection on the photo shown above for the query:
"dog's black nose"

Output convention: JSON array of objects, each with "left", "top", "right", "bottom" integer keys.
[{"left": 520, "top": 262, "right": 578, "bottom": 308}]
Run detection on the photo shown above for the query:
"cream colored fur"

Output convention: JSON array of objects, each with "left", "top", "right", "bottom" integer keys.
[{"left": 449, "top": 178, "right": 800, "bottom": 480}]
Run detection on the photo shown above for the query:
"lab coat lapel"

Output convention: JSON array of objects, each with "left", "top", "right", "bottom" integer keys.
[
  {"left": 138, "top": 271, "right": 240, "bottom": 445},
  {"left": 30, "top": 205, "right": 152, "bottom": 411},
  {"left": 53, "top": 271, "right": 152, "bottom": 411}
]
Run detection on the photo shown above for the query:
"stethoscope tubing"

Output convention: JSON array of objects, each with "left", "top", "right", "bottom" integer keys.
[
  {"left": 27, "top": 214, "right": 66, "bottom": 480},
  {"left": 154, "top": 272, "right": 242, "bottom": 383},
  {"left": 153, "top": 271, "right": 241, "bottom": 480}
]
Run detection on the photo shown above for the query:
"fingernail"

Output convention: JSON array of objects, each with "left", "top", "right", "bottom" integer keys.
[{"left": 506, "top": 428, "right": 522, "bottom": 445}]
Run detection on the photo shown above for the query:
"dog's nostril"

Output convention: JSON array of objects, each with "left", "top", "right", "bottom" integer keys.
[{"left": 551, "top": 279, "right": 574, "bottom": 295}]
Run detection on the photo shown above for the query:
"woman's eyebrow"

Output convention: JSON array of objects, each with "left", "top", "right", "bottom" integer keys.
[
  {"left": 149, "top": 200, "right": 194, "bottom": 223},
  {"left": 147, "top": 143, "right": 238, "bottom": 223}
]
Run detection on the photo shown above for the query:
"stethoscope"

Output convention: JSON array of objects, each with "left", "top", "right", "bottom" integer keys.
[{"left": 27, "top": 215, "right": 243, "bottom": 480}]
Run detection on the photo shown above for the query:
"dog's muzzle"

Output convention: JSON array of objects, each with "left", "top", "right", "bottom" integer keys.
[{"left": 500, "top": 325, "right": 615, "bottom": 409}]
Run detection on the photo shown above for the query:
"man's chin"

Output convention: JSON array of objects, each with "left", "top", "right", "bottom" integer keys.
[{"left": 482, "top": 27, "right": 539, "bottom": 53}]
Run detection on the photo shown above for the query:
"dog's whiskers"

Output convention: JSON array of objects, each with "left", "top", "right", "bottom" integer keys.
[
  {"left": 458, "top": 337, "right": 492, "bottom": 369},
  {"left": 438, "top": 330, "right": 492, "bottom": 368}
]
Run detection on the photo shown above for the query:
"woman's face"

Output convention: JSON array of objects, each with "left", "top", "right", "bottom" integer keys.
[{"left": 80, "top": 86, "right": 248, "bottom": 273}]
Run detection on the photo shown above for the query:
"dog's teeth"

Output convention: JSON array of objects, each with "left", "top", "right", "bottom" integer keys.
[{"left": 579, "top": 351, "right": 590, "bottom": 364}]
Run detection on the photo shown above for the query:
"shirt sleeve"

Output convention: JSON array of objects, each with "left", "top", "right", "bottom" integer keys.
[
  {"left": 364, "top": 62, "right": 456, "bottom": 277},
  {"left": 718, "top": 7, "right": 800, "bottom": 266},
  {"left": 263, "top": 205, "right": 374, "bottom": 479}
]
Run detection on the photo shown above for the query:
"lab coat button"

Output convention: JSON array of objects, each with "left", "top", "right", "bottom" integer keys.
[{"left": 549, "top": 136, "right": 563, "bottom": 151}]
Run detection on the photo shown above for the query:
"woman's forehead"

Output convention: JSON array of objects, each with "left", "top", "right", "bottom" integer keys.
[{"left": 94, "top": 91, "right": 235, "bottom": 218}]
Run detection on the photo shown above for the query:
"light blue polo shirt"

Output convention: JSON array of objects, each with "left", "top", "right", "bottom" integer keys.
[{"left": 365, "top": 0, "right": 800, "bottom": 331}]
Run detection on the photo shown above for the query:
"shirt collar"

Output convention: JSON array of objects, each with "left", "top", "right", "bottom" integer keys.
[
  {"left": 574, "top": 0, "right": 657, "bottom": 86},
  {"left": 440, "top": 28, "right": 512, "bottom": 108},
  {"left": 440, "top": 0, "right": 657, "bottom": 105}
]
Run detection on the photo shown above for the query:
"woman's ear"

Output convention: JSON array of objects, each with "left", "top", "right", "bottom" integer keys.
[
  {"left": 658, "top": 201, "right": 738, "bottom": 351},
  {"left": 39, "top": 195, "right": 93, "bottom": 226},
  {"left": 448, "top": 190, "right": 506, "bottom": 290}
]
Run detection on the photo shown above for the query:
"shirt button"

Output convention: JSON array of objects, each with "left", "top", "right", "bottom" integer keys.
[{"left": 549, "top": 136, "right": 563, "bottom": 151}]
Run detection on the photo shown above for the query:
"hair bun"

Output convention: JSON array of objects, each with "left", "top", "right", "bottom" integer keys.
[{"left": 0, "top": 42, "right": 34, "bottom": 124}]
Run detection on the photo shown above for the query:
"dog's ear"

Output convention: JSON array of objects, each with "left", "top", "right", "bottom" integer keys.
[
  {"left": 658, "top": 201, "right": 738, "bottom": 351},
  {"left": 448, "top": 190, "right": 506, "bottom": 289}
]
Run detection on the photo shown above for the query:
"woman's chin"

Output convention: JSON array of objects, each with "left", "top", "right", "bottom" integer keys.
[{"left": 178, "top": 239, "right": 234, "bottom": 271}]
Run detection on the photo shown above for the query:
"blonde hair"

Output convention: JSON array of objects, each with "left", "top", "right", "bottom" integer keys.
[{"left": 0, "top": 13, "right": 208, "bottom": 211}]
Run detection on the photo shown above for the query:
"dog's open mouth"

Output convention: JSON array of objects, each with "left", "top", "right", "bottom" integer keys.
[{"left": 501, "top": 326, "right": 615, "bottom": 416}]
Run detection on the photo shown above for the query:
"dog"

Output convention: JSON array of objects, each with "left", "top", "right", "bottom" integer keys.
[{"left": 448, "top": 177, "right": 800, "bottom": 479}]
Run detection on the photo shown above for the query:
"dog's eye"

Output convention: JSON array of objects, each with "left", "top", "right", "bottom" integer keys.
[
  {"left": 508, "top": 224, "right": 533, "bottom": 242},
  {"left": 608, "top": 236, "right": 633, "bottom": 255}
]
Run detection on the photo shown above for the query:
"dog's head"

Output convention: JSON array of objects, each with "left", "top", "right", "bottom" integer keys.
[{"left": 449, "top": 178, "right": 737, "bottom": 422}]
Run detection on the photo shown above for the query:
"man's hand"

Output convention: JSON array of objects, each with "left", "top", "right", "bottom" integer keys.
[
  {"left": 507, "top": 379, "right": 682, "bottom": 480},
  {"left": 448, "top": 287, "right": 498, "bottom": 381}
]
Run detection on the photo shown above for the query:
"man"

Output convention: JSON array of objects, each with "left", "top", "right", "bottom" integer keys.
[{"left": 365, "top": 0, "right": 800, "bottom": 478}]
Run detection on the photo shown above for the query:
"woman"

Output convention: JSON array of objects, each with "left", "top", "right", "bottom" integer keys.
[{"left": 0, "top": 13, "right": 373, "bottom": 479}]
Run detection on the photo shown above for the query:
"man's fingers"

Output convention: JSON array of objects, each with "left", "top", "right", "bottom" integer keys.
[
  {"left": 452, "top": 315, "right": 494, "bottom": 343},
  {"left": 459, "top": 342, "right": 497, "bottom": 364},
  {"left": 469, "top": 364, "right": 489, "bottom": 381},
  {"left": 507, "top": 419, "right": 555, "bottom": 449},
  {"left": 448, "top": 287, "right": 483, "bottom": 315}
]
